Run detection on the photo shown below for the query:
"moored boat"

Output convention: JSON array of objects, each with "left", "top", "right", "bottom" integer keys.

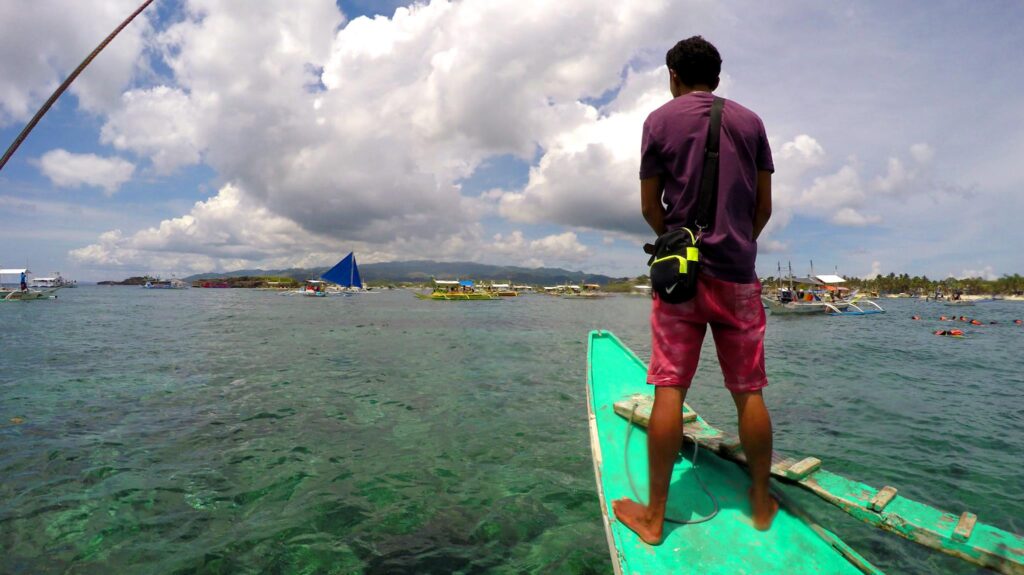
[
  {"left": 321, "top": 251, "right": 371, "bottom": 294},
  {"left": 587, "top": 330, "right": 1023, "bottom": 574},
  {"left": 484, "top": 283, "right": 518, "bottom": 297},
  {"left": 563, "top": 283, "right": 609, "bottom": 299},
  {"left": 281, "top": 279, "right": 330, "bottom": 297},
  {"left": 142, "top": 278, "right": 188, "bottom": 289},
  {"left": 1, "top": 268, "right": 58, "bottom": 301},
  {"left": 763, "top": 263, "right": 884, "bottom": 316},
  {"left": 415, "top": 279, "right": 496, "bottom": 300},
  {"left": 29, "top": 272, "right": 76, "bottom": 289}
]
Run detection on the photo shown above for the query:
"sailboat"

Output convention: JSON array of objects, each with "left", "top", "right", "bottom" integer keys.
[{"left": 321, "top": 252, "right": 370, "bottom": 294}]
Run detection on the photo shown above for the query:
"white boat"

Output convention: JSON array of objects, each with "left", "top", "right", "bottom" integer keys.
[
  {"left": 320, "top": 252, "right": 372, "bottom": 294},
  {"left": 943, "top": 299, "right": 975, "bottom": 307},
  {"left": 1, "top": 268, "right": 58, "bottom": 301},
  {"left": 281, "top": 279, "right": 330, "bottom": 297},
  {"left": 763, "top": 263, "right": 884, "bottom": 316},
  {"left": 142, "top": 278, "right": 188, "bottom": 289},
  {"left": 563, "top": 283, "right": 609, "bottom": 299},
  {"left": 30, "top": 273, "right": 76, "bottom": 289}
]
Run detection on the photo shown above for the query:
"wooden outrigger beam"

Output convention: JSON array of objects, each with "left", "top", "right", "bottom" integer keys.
[{"left": 614, "top": 395, "right": 1024, "bottom": 575}]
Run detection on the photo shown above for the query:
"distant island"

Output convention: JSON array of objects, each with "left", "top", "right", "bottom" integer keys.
[
  {"left": 190, "top": 276, "right": 300, "bottom": 289},
  {"left": 180, "top": 260, "right": 627, "bottom": 287},
  {"left": 98, "top": 262, "right": 1024, "bottom": 296},
  {"left": 97, "top": 275, "right": 301, "bottom": 288},
  {"left": 97, "top": 276, "right": 156, "bottom": 286},
  {"left": 97, "top": 261, "right": 645, "bottom": 292}
]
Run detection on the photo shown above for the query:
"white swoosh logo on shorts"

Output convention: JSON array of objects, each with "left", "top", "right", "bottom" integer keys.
[{"left": 665, "top": 283, "right": 678, "bottom": 294}]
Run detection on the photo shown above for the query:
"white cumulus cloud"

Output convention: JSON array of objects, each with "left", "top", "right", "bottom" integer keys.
[
  {"left": 101, "top": 87, "right": 204, "bottom": 174},
  {"left": 36, "top": 149, "right": 135, "bottom": 194},
  {"left": 76, "top": 0, "right": 695, "bottom": 272},
  {"left": 0, "top": 0, "right": 151, "bottom": 124}
]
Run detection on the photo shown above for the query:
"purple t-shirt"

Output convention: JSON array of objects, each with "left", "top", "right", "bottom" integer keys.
[{"left": 640, "top": 91, "right": 773, "bottom": 283}]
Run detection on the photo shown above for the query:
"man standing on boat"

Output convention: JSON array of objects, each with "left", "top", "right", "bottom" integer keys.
[{"left": 613, "top": 36, "right": 776, "bottom": 543}]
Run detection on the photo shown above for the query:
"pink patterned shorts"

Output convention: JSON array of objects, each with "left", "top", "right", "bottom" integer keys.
[{"left": 648, "top": 273, "right": 767, "bottom": 393}]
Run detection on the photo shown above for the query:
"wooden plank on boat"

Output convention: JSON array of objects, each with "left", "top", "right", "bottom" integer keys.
[
  {"left": 785, "top": 457, "right": 822, "bottom": 481},
  {"left": 954, "top": 512, "right": 977, "bottom": 542},
  {"left": 612, "top": 395, "right": 697, "bottom": 428},
  {"left": 614, "top": 399, "right": 1024, "bottom": 575},
  {"left": 869, "top": 486, "right": 897, "bottom": 512}
]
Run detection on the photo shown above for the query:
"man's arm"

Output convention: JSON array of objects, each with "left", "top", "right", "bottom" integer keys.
[
  {"left": 752, "top": 169, "right": 772, "bottom": 240},
  {"left": 641, "top": 176, "right": 667, "bottom": 236}
]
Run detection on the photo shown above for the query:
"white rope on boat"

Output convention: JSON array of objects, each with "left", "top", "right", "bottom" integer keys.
[{"left": 624, "top": 402, "right": 720, "bottom": 525}]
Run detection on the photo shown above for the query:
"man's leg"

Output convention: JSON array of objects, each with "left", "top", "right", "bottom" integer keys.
[
  {"left": 731, "top": 390, "right": 777, "bottom": 530},
  {"left": 613, "top": 385, "right": 688, "bottom": 544},
  {"left": 703, "top": 277, "right": 776, "bottom": 529}
]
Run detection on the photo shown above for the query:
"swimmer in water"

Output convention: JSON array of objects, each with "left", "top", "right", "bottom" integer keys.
[{"left": 912, "top": 315, "right": 921, "bottom": 320}]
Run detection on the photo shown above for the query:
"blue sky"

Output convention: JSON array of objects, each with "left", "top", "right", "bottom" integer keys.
[{"left": 1, "top": 0, "right": 1021, "bottom": 281}]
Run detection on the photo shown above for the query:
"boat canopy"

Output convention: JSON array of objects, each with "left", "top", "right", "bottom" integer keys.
[
  {"left": 0, "top": 269, "right": 29, "bottom": 274},
  {"left": 434, "top": 280, "right": 460, "bottom": 285},
  {"left": 459, "top": 280, "right": 474, "bottom": 287},
  {"left": 491, "top": 283, "right": 510, "bottom": 289},
  {"left": 815, "top": 274, "right": 846, "bottom": 284}
]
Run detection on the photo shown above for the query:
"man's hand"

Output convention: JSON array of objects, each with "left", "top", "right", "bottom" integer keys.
[
  {"left": 641, "top": 177, "right": 667, "bottom": 236},
  {"left": 752, "top": 170, "right": 772, "bottom": 240}
]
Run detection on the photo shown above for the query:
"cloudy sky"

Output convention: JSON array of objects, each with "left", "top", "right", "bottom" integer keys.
[{"left": 1, "top": 0, "right": 1021, "bottom": 282}]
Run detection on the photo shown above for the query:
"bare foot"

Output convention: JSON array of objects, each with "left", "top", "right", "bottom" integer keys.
[
  {"left": 612, "top": 498, "right": 664, "bottom": 544},
  {"left": 749, "top": 488, "right": 779, "bottom": 531}
]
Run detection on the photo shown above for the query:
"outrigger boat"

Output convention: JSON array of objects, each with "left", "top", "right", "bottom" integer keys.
[
  {"left": 0, "top": 268, "right": 58, "bottom": 301},
  {"left": 415, "top": 279, "right": 497, "bottom": 300},
  {"left": 563, "top": 283, "right": 610, "bottom": 299},
  {"left": 944, "top": 293, "right": 975, "bottom": 307},
  {"left": 321, "top": 252, "right": 372, "bottom": 294},
  {"left": 142, "top": 278, "right": 188, "bottom": 289},
  {"left": 29, "top": 272, "right": 76, "bottom": 289},
  {"left": 763, "top": 263, "right": 885, "bottom": 316},
  {"left": 280, "top": 279, "right": 330, "bottom": 297},
  {"left": 484, "top": 283, "right": 518, "bottom": 297},
  {"left": 587, "top": 330, "right": 1024, "bottom": 574}
]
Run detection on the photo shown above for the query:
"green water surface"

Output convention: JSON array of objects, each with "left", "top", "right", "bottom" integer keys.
[{"left": 1, "top": 288, "right": 1021, "bottom": 574}]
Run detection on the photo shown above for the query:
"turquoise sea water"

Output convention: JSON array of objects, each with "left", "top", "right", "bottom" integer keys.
[{"left": 1, "top": 287, "right": 1022, "bottom": 574}]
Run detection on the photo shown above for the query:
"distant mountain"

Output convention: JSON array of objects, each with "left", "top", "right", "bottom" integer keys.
[{"left": 182, "top": 260, "right": 622, "bottom": 285}]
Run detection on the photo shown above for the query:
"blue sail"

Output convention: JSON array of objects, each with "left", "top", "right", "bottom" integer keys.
[
  {"left": 321, "top": 252, "right": 363, "bottom": 288},
  {"left": 351, "top": 255, "right": 362, "bottom": 288}
]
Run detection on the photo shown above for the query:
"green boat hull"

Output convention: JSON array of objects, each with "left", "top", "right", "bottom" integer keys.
[
  {"left": 586, "top": 330, "right": 878, "bottom": 574},
  {"left": 414, "top": 292, "right": 497, "bottom": 301}
]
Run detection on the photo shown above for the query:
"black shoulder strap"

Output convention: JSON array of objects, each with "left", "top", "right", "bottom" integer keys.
[{"left": 694, "top": 96, "right": 724, "bottom": 233}]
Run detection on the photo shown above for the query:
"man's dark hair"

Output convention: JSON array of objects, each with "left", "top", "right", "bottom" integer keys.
[{"left": 666, "top": 36, "right": 721, "bottom": 87}]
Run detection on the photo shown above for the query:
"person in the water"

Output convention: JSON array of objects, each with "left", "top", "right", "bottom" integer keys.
[{"left": 614, "top": 35, "right": 777, "bottom": 544}]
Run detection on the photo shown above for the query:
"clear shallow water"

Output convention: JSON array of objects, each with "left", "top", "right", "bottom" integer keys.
[{"left": 1, "top": 287, "right": 1022, "bottom": 574}]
